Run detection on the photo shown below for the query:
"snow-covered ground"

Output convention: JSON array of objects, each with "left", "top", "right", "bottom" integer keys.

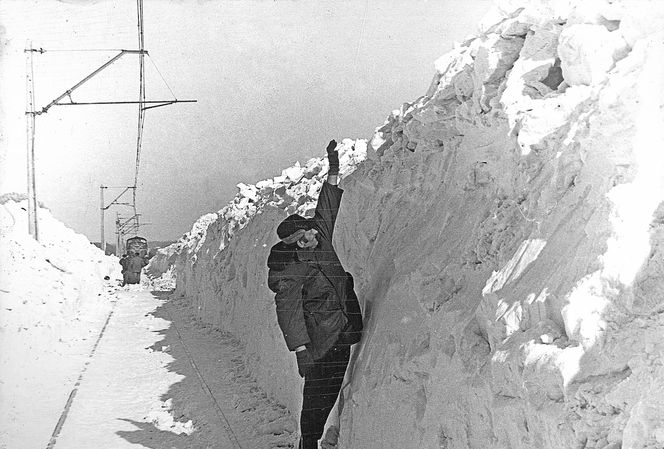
[
  {"left": 151, "top": 1, "right": 664, "bottom": 448},
  {"left": 50, "top": 289, "right": 297, "bottom": 449}
]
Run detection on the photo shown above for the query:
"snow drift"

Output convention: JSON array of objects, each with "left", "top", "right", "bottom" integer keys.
[
  {"left": 0, "top": 195, "right": 119, "bottom": 447},
  {"left": 151, "top": 0, "right": 664, "bottom": 447}
]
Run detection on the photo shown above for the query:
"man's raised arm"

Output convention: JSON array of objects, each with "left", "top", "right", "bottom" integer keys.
[{"left": 326, "top": 139, "right": 339, "bottom": 186}]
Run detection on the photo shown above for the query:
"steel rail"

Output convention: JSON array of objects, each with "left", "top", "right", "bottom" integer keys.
[{"left": 163, "top": 301, "right": 245, "bottom": 449}]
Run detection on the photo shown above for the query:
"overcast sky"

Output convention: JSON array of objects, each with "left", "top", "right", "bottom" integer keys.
[{"left": 1, "top": 0, "right": 491, "bottom": 243}]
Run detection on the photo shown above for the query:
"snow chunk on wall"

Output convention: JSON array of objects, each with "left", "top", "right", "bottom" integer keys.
[{"left": 558, "top": 24, "right": 628, "bottom": 86}]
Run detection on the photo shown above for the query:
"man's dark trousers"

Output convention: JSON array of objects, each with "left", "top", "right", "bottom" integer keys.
[{"left": 300, "top": 344, "right": 351, "bottom": 449}]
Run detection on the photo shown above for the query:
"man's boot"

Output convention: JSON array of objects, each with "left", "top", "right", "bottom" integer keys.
[
  {"left": 299, "top": 435, "right": 319, "bottom": 449},
  {"left": 320, "top": 425, "right": 339, "bottom": 449}
]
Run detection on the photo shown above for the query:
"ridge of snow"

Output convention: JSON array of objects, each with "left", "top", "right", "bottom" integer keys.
[
  {"left": 148, "top": 139, "right": 366, "bottom": 274},
  {"left": 151, "top": 1, "right": 664, "bottom": 447}
]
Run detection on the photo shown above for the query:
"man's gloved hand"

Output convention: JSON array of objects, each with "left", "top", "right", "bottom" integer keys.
[
  {"left": 326, "top": 140, "right": 339, "bottom": 176},
  {"left": 295, "top": 348, "right": 315, "bottom": 378},
  {"left": 326, "top": 139, "right": 337, "bottom": 152}
]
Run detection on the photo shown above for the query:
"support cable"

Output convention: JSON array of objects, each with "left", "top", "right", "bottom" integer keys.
[{"left": 147, "top": 55, "right": 177, "bottom": 99}]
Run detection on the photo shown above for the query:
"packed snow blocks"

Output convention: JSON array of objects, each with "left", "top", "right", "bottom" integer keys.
[{"left": 150, "top": 1, "right": 664, "bottom": 447}]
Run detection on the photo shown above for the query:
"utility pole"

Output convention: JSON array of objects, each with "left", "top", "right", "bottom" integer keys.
[
  {"left": 115, "top": 212, "right": 143, "bottom": 255},
  {"left": 25, "top": 41, "right": 39, "bottom": 241},
  {"left": 116, "top": 213, "right": 122, "bottom": 256},
  {"left": 131, "top": 0, "right": 146, "bottom": 236},
  {"left": 102, "top": 186, "right": 135, "bottom": 255},
  {"left": 100, "top": 185, "right": 106, "bottom": 253}
]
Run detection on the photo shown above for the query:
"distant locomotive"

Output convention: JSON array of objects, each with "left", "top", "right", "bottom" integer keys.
[
  {"left": 125, "top": 236, "right": 148, "bottom": 258},
  {"left": 121, "top": 236, "right": 149, "bottom": 286}
]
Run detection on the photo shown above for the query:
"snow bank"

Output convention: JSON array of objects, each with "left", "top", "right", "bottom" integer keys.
[
  {"left": 156, "top": 0, "right": 664, "bottom": 447},
  {"left": 0, "top": 195, "right": 120, "bottom": 447}
]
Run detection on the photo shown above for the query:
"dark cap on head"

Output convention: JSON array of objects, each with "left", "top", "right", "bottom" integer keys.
[{"left": 276, "top": 214, "right": 311, "bottom": 240}]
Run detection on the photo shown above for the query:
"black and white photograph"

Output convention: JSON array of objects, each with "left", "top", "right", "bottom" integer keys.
[{"left": 1, "top": 0, "right": 663, "bottom": 448}]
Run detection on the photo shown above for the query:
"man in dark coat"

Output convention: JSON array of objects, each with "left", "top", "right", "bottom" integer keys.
[
  {"left": 119, "top": 254, "right": 129, "bottom": 286},
  {"left": 125, "top": 252, "right": 147, "bottom": 285},
  {"left": 267, "top": 140, "right": 363, "bottom": 449}
]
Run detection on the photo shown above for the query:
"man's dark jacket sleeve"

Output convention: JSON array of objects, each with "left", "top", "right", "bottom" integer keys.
[{"left": 313, "top": 181, "right": 343, "bottom": 243}]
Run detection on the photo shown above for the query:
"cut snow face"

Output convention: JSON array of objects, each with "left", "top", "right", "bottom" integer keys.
[{"left": 151, "top": 1, "right": 664, "bottom": 448}]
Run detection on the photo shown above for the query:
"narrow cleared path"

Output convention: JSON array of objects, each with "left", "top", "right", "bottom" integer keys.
[{"left": 48, "top": 288, "right": 296, "bottom": 449}]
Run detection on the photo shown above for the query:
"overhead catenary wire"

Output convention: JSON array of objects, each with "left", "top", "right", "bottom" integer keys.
[{"left": 352, "top": 0, "right": 369, "bottom": 73}]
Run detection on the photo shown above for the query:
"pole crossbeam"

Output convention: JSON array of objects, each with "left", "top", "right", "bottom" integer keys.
[
  {"left": 52, "top": 99, "right": 196, "bottom": 107},
  {"left": 118, "top": 214, "right": 141, "bottom": 228},
  {"left": 38, "top": 50, "right": 136, "bottom": 114},
  {"left": 102, "top": 186, "right": 135, "bottom": 211}
]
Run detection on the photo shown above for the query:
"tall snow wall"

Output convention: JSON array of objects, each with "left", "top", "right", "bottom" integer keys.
[
  {"left": 156, "top": 1, "right": 664, "bottom": 447},
  {"left": 0, "top": 195, "right": 120, "bottom": 446}
]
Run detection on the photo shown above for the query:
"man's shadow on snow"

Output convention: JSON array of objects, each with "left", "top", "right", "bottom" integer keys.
[
  {"left": 116, "top": 290, "right": 296, "bottom": 449},
  {"left": 116, "top": 419, "right": 192, "bottom": 448}
]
